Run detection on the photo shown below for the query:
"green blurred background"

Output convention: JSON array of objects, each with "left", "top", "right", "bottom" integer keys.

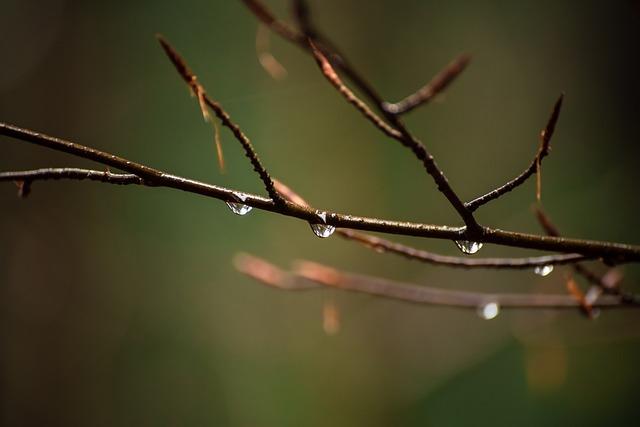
[{"left": 1, "top": 0, "right": 640, "bottom": 425}]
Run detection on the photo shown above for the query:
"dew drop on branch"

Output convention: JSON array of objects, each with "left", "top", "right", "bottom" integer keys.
[
  {"left": 455, "top": 240, "right": 483, "bottom": 255},
  {"left": 477, "top": 301, "right": 500, "bottom": 320},
  {"left": 533, "top": 264, "right": 554, "bottom": 277},
  {"left": 310, "top": 211, "right": 335, "bottom": 238},
  {"left": 225, "top": 192, "right": 253, "bottom": 216}
]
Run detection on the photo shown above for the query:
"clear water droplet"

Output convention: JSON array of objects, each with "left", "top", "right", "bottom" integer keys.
[
  {"left": 310, "top": 211, "right": 335, "bottom": 238},
  {"left": 533, "top": 264, "right": 554, "bottom": 277},
  {"left": 455, "top": 240, "right": 483, "bottom": 254},
  {"left": 477, "top": 301, "right": 500, "bottom": 320},
  {"left": 225, "top": 192, "right": 252, "bottom": 216}
]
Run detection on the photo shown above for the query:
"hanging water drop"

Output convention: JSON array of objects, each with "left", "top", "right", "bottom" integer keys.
[
  {"left": 455, "top": 240, "right": 483, "bottom": 255},
  {"left": 225, "top": 192, "right": 253, "bottom": 216},
  {"left": 533, "top": 264, "right": 554, "bottom": 277},
  {"left": 309, "top": 211, "right": 335, "bottom": 238},
  {"left": 477, "top": 301, "right": 500, "bottom": 320}
]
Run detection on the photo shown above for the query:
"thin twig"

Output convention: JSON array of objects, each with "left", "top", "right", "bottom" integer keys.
[
  {"left": 157, "top": 34, "right": 284, "bottom": 204},
  {"left": 273, "top": 178, "right": 592, "bottom": 269},
  {"left": 383, "top": 54, "right": 471, "bottom": 115},
  {"left": 242, "top": 0, "right": 386, "bottom": 109},
  {"left": 0, "top": 168, "right": 144, "bottom": 187},
  {"left": 235, "top": 253, "right": 635, "bottom": 310},
  {"left": 3, "top": 122, "right": 640, "bottom": 261},
  {"left": 308, "top": 41, "right": 401, "bottom": 139},
  {"left": 466, "top": 94, "right": 564, "bottom": 212}
]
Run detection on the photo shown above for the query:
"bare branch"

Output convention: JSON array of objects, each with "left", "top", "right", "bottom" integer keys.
[
  {"left": 383, "top": 54, "right": 471, "bottom": 115},
  {"left": 308, "top": 42, "right": 402, "bottom": 139},
  {"left": 535, "top": 207, "right": 639, "bottom": 305},
  {"left": 288, "top": 2, "right": 479, "bottom": 230},
  {"left": 157, "top": 34, "right": 284, "bottom": 204},
  {"left": 234, "top": 252, "right": 318, "bottom": 290},
  {"left": 236, "top": 253, "right": 635, "bottom": 310},
  {"left": 466, "top": 94, "right": 564, "bottom": 212},
  {"left": 3, "top": 123, "right": 640, "bottom": 261},
  {"left": 336, "top": 229, "right": 591, "bottom": 269},
  {"left": 274, "top": 178, "right": 592, "bottom": 269},
  {"left": 0, "top": 168, "right": 144, "bottom": 187}
]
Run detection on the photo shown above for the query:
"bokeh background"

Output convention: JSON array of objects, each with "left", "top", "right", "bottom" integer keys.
[{"left": 1, "top": 0, "right": 640, "bottom": 425}]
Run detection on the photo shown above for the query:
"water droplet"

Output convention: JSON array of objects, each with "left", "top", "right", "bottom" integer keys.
[
  {"left": 589, "top": 308, "right": 601, "bottom": 319},
  {"left": 477, "top": 301, "right": 500, "bottom": 320},
  {"left": 583, "top": 286, "right": 602, "bottom": 306},
  {"left": 225, "top": 192, "right": 252, "bottom": 216},
  {"left": 533, "top": 264, "right": 554, "bottom": 277},
  {"left": 310, "top": 211, "right": 335, "bottom": 238},
  {"left": 455, "top": 240, "right": 483, "bottom": 254}
]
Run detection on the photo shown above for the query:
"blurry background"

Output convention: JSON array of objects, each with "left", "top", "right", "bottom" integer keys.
[{"left": 1, "top": 0, "right": 639, "bottom": 425}]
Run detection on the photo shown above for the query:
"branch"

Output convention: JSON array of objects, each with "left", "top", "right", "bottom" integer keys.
[
  {"left": 465, "top": 94, "right": 564, "bottom": 211},
  {"left": 156, "top": 34, "right": 284, "bottom": 204},
  {"left": 241, "top": 0, "right": 386, "bottom": 108},
  {"left": 3, "top": 122, "right": 640, "bottom": 261},
  {"left": 383, "top": 54, "right": 471, "bottom": 115},
  {"left": 307, "top": 42, "right": 401, "bottom": 139},
  {"left": 288, "top": 2, "right": 479, "bottom": 230},
  {"left": 0, "top": 168, "right": 144, "bottom": 187},
  {"left": 273, "top": 178, "right": 592, "bottom": 269},
  {"left": 235, "top": 253, "right": 636, "bottom": 310},
  {"left": 535, "top": 207, "right": 639, "bottom": 305}
]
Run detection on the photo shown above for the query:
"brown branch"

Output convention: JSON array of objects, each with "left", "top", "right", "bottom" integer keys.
[
  {"left": 157, "top": 34, "right": 284, "bottom": 204},
  {"left": 307, "top": 40, "right": 479, "bottom": 230},
  {"left": 0, "top": 168, "right": 143, "bottom": 185},
  {"left": 286, "top": 0, "right": 479, "bottom": 230},
  {"left": 235, "top": 253, "right": 636, "bottom": 310},
  {"left": 273, "top": 178, "right": 592, "bottom": 269},
  {"left": 336, "top": 229, "right": 591, "bottom": 269},
  {"left": 383, "top": 54, "right": 471, "bottom": 115},
  {"left": 308, "top": 42, "right": 402, "bottom": 139},
  {"left": 242, "top": 0, "right": 385, "bottom": 108},
  {"left": 535, "top": 207, "right": 639, "bottom": 305},
  {"left": 3, "top": 123, "right": 640, "bottom": 261},
  {"left": 466, "top": 94, "right": 564, "bottom": 211}
]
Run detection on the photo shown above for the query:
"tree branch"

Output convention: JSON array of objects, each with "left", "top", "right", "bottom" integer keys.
[
  {"left": 289, "top": 1, "right": 479, "bottom": 230},
  {"left": 465, "top": 94, "right": 564, "bottom": 211},
  {"left": 157, "top": 34, "right": 284, "bottom": 204},
  {"left": 2, "top": 121, "right": 640, "bottom": 261},
  {"left": 235, "top": 253, "right": 636, "bottom": 310},
  {"left": 273, "top": 178, "right": 592, "bottom": 269},
  {"left": 0, "top": 168, "right": 144, "bottom": 187},
  {"left": 383, "top": 54, "right": 471, "bottom": 115}
]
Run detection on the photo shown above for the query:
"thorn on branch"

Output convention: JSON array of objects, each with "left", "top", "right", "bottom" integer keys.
[{"left": 15, "top": 180, "right": 31, "bottom": 198}]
